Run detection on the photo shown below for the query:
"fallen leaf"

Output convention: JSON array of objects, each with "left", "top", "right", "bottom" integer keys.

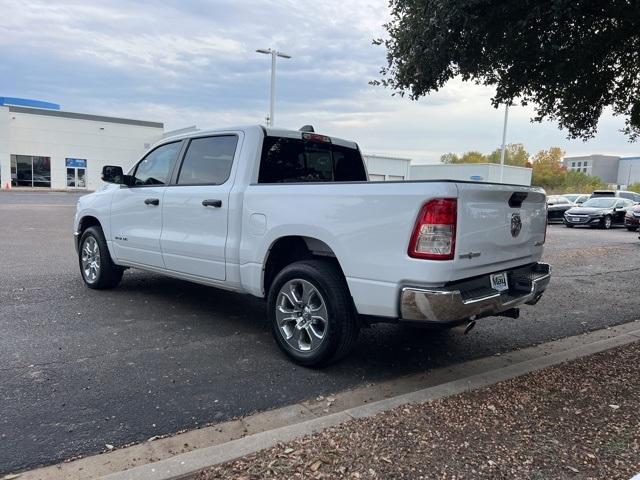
[
  {"left": 284, "top": 448, "right": 294, "bottom": 454},
  {"left": 310, "top": 460, "right": 322, "bottom": 472},
  {"left": 147, "top": 436, "right": 160, "bottom": 442},
  {"left": 608, "top": 404, "right": 620, "bottom": 410},
  {"left": 105, "top": 444, "right": 114, "bottom": 450},
  {"left": 567, "top": 466, "right": 579, "bottom": 473}
]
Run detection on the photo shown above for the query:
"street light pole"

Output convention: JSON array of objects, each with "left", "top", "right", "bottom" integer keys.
[
  {"left": 499, "top": 104, "right": 510, "bottom": 183},
  {"left": 256, "top": 48, "right": 291, "bottom": 127}
]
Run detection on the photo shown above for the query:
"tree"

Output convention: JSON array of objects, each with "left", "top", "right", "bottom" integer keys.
[
  {"left": 530, "top": 148, "right": 566, "bottom": 190},
  {"left": 374, "top": 1, "right": 640, "bottom": 140},
  {"left": 562, "top": 170, "right": 606, "bottom": 193},
  {"left": 440, "top": 152, "right": 460, "bottom": 164},
  {"left": 460, "top": 151, "right": 486, "bottom": 163},
  {"left": 627, "top": 182, "right": 640, "bottom": 193},
  {"left": 486, "top": 143, "right": 529, "bottom": 167}
]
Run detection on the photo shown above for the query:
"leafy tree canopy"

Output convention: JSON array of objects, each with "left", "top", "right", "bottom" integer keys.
[
  {"left": 486, "top": 143, "right": 529, "bottom": 167},
  {"left": 375, "top": 0, "right": 640, "bottom": 140}
]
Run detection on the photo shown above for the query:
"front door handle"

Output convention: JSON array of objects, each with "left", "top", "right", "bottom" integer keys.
[
  {"left": 202, "top": 199, "right": 222, "bottom": 208},
  {"left": 144, "top": 198, "right": 160, "bottom": 206}
]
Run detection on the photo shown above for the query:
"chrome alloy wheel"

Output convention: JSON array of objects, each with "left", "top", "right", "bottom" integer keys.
[
  {"left": 81, "top": 236, "right": 101, "bottom": 283},
  {"left": 275, "top": 279, "right": 328, "bottom": 352}
]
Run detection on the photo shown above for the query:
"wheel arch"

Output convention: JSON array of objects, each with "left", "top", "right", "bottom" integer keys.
[{"left": 262, "top": 235, "right": 348, "bottom": 297}]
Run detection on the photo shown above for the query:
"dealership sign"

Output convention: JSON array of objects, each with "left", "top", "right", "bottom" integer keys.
[{"left": 65, "top": 158, "right": 87, "bottom": 168}]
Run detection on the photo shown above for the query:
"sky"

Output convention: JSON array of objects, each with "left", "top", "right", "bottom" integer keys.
[{"left": 1, "top": 0, "right": 638, "bottom": 163}]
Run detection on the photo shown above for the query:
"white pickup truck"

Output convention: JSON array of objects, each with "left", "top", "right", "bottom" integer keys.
[{"left": 74, "top": 125, "right": 550, "bottom": 366}]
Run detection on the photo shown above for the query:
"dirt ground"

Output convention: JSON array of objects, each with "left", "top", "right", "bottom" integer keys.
[{"left": 198, "top": 341, "right": 640, "bottom": 479}]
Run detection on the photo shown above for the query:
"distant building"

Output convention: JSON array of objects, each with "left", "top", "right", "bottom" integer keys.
[
  {"left": 410, "top": 163, "right": 532, "bottom": 186},
  {"left": 362, "top": 154, "right": 411, "bottom": 181},
  {"left": 562, "top": 154, "right": 640, "bottom": 187},
  {"left": 0, "top": 97, "right": 164, "bottom": 190}
]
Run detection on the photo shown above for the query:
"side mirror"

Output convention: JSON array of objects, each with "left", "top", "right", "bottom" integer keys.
[{"left": 102, "top": 165, "right": 133, "bottom": 186}]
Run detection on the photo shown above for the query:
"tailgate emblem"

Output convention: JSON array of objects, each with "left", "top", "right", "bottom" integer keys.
[{"left": 510, "top": 213, "right": 522, "bottom": 238}]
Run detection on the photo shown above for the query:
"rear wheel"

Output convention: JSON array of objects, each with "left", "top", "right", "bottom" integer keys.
[
  {"left": 626, "top": 226, "right": 637, "bottom": 231},
  {"left": 267, "top": 260, "right": 359, "bottom": 367},
  {"left": 78, "top": 226, "right": 123, "bottom": 289}
]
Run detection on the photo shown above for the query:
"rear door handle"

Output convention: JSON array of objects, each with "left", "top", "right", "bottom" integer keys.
[
  {"left": 202, "top": 199, "right": 222, "bottom": 208},
  {"left": 144, "top": 198, "right": 160, "bottom": 206}
]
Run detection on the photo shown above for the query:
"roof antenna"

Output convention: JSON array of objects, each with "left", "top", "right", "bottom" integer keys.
[{"left": 299, "top": 125, "right": 314, "bottom": 132}]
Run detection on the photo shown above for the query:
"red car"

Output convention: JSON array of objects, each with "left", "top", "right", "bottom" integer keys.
[{"left": 624, "top": 204, "right": 640, "bottom": 231}]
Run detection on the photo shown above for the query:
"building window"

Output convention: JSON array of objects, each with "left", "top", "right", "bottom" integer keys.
[
  {"left": 583, "top": 168, "right": 587, "bottom": 172},
  {"left": 584, "top": 161, "right": 588, "bottom": 166},
  {"left": 10, "top": 155, "right": 51, "bottom": 187},
  {"left": 571, "top": 162, "right": 576, "bottom": 167},
  {"left": 577, "top": 162, "right": 582, "bottom": 167}
]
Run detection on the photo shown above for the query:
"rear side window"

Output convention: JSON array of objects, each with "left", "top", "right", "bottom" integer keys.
[
  {"left": 177, "top": 136, "right": 238, "bottom": 185},
  {"left": 258, "top": 136, "right": 367, "bottom": 183}
]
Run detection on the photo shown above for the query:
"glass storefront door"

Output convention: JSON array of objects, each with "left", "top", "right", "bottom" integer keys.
[
  {"left": 65, "top": 159, "right": 88, "bottom": 189},
  {"left": 66, "top": 167, "right": 87, "bottom": 188},
  {"left": 10, "top": 155, "right": 51, "bottom": 187}
]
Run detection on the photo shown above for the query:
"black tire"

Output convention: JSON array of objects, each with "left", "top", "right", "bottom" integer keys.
[
  {"left": 565, "top": 224, "right": 574, "bottom": 228},
  {"left": 626, "top": 226, "right": 637, "bottom": 232},
  {"left": 267, "top": 260, "right": 359, "bottom": 367},
  {"left": 78, "top": 226, "right": 124, "bottom": 289},
  {"left": 601, "top": 215, "right": 612, "bottom": 229}
]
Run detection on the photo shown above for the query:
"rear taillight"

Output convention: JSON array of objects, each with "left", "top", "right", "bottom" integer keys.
[{"left": 408, "top": 198, "right": 457, "bottom": 260}]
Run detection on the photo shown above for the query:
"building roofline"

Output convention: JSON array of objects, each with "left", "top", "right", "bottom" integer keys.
[{"left": 6, "top": 105, "right": 164, "bottom": 129}]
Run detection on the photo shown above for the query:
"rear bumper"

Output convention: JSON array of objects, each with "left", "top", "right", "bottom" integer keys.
[{"left": 400, "top": 262, "right": 551, "bottom": 324}]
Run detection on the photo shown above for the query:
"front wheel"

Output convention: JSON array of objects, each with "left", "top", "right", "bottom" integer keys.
[
  {"left": 78, "top": 226, "right": 124, "bottom": 289},
  {"left": 601, "top": 215, "right": 612, "bottom": 229},
  {"left": 626, "top": 226, "right": 637, "bottom": 231},
  {"left": 267, "top": 260, "right": 359, "bottom": 367},
  {"left": 565, "top": 223, "right": 574, "bottom": 228}
]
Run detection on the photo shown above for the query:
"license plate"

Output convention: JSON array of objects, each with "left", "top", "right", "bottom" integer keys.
[
  {"left": 490, "top": 272, "right": 509, "bottom": 292},
  {"left": 569, "top": 216, "right": 579, "bottom": 222}
]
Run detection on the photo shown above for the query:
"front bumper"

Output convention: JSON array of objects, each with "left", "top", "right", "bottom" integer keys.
[
  {"left": 400, "top": 262, "right": 551, "bottom": 324},
  {"left": 625, "top": 216, "right": 639, "bottom": 227},
  {"left": 564, "top": 214, "right": 602, "bottom": 226}
]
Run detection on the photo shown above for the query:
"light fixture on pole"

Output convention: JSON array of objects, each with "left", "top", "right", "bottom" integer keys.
[{"left": 256, "top": 48, "right": 291, "bottom": 127}]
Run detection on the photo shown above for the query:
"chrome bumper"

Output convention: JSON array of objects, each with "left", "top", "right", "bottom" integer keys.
[{"left": 400, "top": 263, "right": 551, "bottom": 324}]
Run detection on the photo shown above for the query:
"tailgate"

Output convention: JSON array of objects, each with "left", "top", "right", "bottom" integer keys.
[{"left": 453, "top": 183, "right": 546, "bottom": 279}]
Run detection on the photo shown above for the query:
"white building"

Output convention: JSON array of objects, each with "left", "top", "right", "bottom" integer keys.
[
  {"left": 410, "top": 163, "right": 532, "bottom": 186},
  {"left": 0, "top": 97, "right": 164, "bottom": 191},
  {"left": 363, "top": 154, "right": 411, "bottom": 181}
]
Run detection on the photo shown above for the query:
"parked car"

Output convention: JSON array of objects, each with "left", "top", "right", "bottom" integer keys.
[
  {"left": 590, "top": 189, "right": 640, "bottom": 203},
  {"left": 624, "top": 204, "right": 640, "bottom": 231},
  {"left": 564, "top": 197, "right": 634, "bottom": 229},
  {"left": 561, "top": 193, "right": 589, "bottom": 205},
  {"left": 547, "top": 195, "right": 575, "bottom": 223},
  {"left": 73, "top": 125, "right": 550, "bottom": 366}
]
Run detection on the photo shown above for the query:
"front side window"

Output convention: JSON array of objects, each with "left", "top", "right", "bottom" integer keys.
[
  {"left": 133, "top": 141, "right": 182, "bottom": 186},
  {"left": 177, "top": 136, "right": 238, "bottom": 185},
  {"left": 258, "top": 136, "right": 367, "bottom": 183}
]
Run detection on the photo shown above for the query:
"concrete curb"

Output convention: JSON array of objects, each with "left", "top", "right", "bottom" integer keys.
[{"left": 96, "top": 323, "right": 640, "bottom": 480}]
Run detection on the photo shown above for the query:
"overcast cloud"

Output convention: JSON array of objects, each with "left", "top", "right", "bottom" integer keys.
[{"left": 1, "top": 0, "right": 638, "bottom": 162}]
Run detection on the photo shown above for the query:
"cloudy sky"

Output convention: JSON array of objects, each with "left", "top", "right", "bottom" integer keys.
[{"left": 1, "top": 0, "right": 638, "bottom": 163}]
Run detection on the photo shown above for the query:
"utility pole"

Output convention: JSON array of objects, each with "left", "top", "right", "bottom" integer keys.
[{"left": 499, "top": 104, "right": 510, "bottom": 183}]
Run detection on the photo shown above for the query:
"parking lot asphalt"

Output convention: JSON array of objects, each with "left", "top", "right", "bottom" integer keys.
[{"left": 1, "top": 191, "right": 640, "bottom": 474}]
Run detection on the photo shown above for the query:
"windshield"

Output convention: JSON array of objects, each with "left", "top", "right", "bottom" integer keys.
[
  {"left": 563, "top": 194, "right": 579, "bottom": 202},
  {"left": 581, "top": 198, "right": 617, "bottom": 208},
  {"left": 547, "top": 195, "right": 568, "bottom": 203}
]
